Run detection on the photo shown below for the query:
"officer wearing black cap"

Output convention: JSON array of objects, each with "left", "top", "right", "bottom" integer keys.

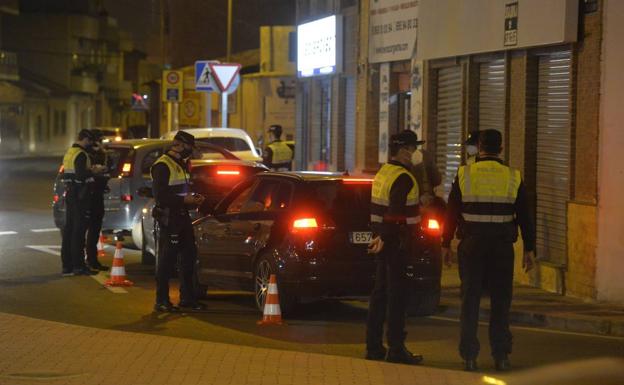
[
  {"left": 366, "top": 129, "right": 424, "bottom": 365},
  {"left": 464, "top": 130, "right": 480, "bottom": 165},
  {"left": 85, "top": 129, "right": 109, "bottom": 271},
  {"left": 60, "top": 129, "right": 106, "bottom": 276},
  {"left": 263, "top": 124, "right": 293, "bottom": 171},
  {"left": 442, "top": 129, "right": 536, "bottom": 372},
  {"left": 151, "top": 130, "right": 206, "bottom": 312}
]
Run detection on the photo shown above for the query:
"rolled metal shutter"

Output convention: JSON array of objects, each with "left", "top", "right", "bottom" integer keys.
[
  {"left": 435, "top": 66, "right": 463, "bottom": 197},
  {"left": 536, "top": 51, "right": 572, "bottom": 265},
  {"left": 479, "top": 58, "right": 506, "bottom": 141},
  {"left": 344, "top": 76, "right": 356, "bottom": 172}
]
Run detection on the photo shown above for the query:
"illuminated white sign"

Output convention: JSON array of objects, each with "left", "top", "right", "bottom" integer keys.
[{"left": 297, "top": 15, "right": 341, "bottom": 77}]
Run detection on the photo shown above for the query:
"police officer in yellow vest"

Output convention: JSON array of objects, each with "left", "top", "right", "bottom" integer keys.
[
  {"left": 442, "top": 129, "right": 535, "bottom": 372},
  {"left": 60, "top": 129, "right": 107, "bottom": 276},
  {"left": 366, "top": 130, "right": 424, "bottom": 365},
  {"left": 464, "top": 130, "right": 480, "bottom": 166},
  {"left": 151, "top": 131, "right": 206, "bottom": 312},
  {"left": 263, "top": 125, "right": 293, "bottom": 171}
]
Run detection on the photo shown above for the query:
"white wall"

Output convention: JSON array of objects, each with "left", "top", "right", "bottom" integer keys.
[{"left": 596, "top": 0, "right": 624, "bottom": 303}]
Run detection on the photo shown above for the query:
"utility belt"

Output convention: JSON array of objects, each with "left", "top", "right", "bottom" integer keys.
[
  {"left": 458, "top": 221, "right": 518, "bottom": 243},
  {"left": 152, "top": 206, "right": 188, "bottom": 227}
]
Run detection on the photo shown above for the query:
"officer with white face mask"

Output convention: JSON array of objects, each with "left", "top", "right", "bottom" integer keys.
[{"left": 465, "top": 131, "right": 480, "bottom": 165}]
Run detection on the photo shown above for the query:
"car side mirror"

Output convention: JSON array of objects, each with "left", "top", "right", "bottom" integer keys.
[{"left": 137, "top": 186, "right": 153, "bottom": 198}]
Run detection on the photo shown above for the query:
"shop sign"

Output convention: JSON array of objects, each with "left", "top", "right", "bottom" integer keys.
[
  {"left": 504, "top": 2, "right": 519, "bottom": 46},
  {"left": 297, "top": 15, "right": 342, "bottom": 77},
  {"left": 378, "top": 63, "right": 390, "bottom": 163},
  {"left": 369, "top": 0, "right": 418, "bottom": 63}
]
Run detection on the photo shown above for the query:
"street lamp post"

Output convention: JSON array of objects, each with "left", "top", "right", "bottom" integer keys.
[{"left": 226, "top": 0, "right": 232, "bottom": 62}]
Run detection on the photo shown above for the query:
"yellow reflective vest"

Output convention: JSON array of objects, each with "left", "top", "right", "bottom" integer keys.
[
  {"left": 370, "top": 163, "right": 420, "bottom": 225},
  {"left": 268, "top": 141, "right": 293, "bottom": 166},
  {"left": 151, "top": 154, "right": 190, "bottom": 196},
  {"left": 458, "top": 160, "right": 521, "bottom": 223},
  {"left": 62, "top": 145, "right": 91, "bottom": 183}
]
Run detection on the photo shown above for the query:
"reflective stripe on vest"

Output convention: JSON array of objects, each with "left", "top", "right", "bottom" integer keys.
[
  {"left": 62, "top": 146, "right": 91, "bottom": 183},
  {"left": 458, "top": 160, "right": 521, "bottom": 223},
  {"left": 151, "top": 154, "right": 189, "bottom": 196},
  {"left": 370, "top": 163, "right": 420, "bottom": 225},
  {"left": 268, "top": 141, "right": 293, "bottom": 165}
]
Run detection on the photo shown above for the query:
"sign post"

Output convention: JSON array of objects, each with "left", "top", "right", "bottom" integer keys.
[{"left": 162, "top": 70, "right": 183, "bottom": 131}]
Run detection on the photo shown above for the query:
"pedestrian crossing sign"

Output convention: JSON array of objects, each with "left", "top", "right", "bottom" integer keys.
[{"left": 195, "top": 60, "right": 219, "bottom": 92}]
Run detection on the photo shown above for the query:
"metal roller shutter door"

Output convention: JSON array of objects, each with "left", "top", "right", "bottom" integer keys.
[
  {"left": 435, "top": 66, "right": 463, "bottom": 197},
  {"left": 479, "top": 58, "right": 506, "bottom": 141},
  {"left": 344, "top": 76, "right": 356, "bottom": 172},
  {"left": 536, "top": 51, "right": 572, "bottom": 265}
]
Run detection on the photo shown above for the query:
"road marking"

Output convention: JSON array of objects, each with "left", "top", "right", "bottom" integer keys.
[
  {"left": 428, "top": 315, "right": 624, "bottom": 341},
  {"left": 0, "top": 231, "right": 17, "bottom": 235},
  {"left": 31, "top": 228, "right": 59, "bottom": 233},
  {"left": 25, "top": 245, "right": 127, "bottom": 294}
]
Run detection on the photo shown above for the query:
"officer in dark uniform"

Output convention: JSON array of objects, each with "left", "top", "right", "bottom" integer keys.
[
  {"left": 60, "top": 129, "right": 105, "bottom": 276},
  {"left": 263, "top": 124, "right": 293, "bottom": 171},
  {"left": 151, "top": 131, "right": 205, "bottom": 312},
  {"left": 85, "top": 129, "right": 109, "bottom": 271},
  {"left": 366, "top": 130, "right": 425, "bottom": 365},
  {"left": 442, "top": 129, "right": 535, "bottom": 372}
]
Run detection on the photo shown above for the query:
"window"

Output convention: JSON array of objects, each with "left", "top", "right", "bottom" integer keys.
[
  {"left": 196, "top": 137, "right": 251, "bottom": 152},
  {"left": 241, "top": 179, "right": 282, "bottom": 213},
  {"left": 226, "top": 184, "right": 255, "bottom": 215},
  {"left": 141, "top": 149, "right": 163, "bottom": 175}
]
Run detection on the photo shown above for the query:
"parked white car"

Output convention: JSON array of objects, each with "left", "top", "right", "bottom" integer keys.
[{"left": 161, "top": 128, "right": 262, "bottom": 162}]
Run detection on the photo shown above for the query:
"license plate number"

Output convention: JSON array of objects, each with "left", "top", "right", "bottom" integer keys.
[{"left": 350, "top": 231, "right": 372, "bottom": 244}]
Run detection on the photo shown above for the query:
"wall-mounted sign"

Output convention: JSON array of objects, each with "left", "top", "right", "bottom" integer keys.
[
  {"left": 369, "top": 0, "right": 419, "bottom": 63},
  {"left": 162, "top": 70, "right": 183, "bottom": 102},
  {"left": 504, "top": 2, "right": 519, "bottom": 46},
  {"left": 378, "top": 63, "right": 390, "bottom": 163},
  {"left": 297, "top": 15, "right": 342, "bottom": 77}
]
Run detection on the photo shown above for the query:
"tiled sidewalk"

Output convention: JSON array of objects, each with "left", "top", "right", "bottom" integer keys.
[{"left": 0, "top": 312, "right": 481, "bottom": 385}]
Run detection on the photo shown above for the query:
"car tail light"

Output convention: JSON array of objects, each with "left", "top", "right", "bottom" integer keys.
[
  {"left": 121, "top": 162, "right": 132, "bottom": 177},
  {"left": 342, "top": 178, "right": 373, "bottom": 184},
  {"left": 216, "top": 169, "right": 240, "bottom": 176},
  {"left": 53, "top": 194, "right": 59, "bottom": 203},
  {"left": 58, "top": 165, "right": 64, "bottom": 173},
  {"left": 114, "top": 136, "right": 122, "bottom": 141},
  {"left": 121, "top": 194, "right": 133, "bottom": 202},
  {"left": 424, "top": 218, "right": 441, "bottom": 235},
  {"left": 291, "top": 217, "right": 318, "bottom": 233}
]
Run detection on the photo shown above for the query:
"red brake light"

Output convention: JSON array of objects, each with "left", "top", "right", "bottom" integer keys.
[
  {"left": 217, "top": 169, "right": 240, "bottom": 176},
  {"left": 121, "top": 163, "right": 132, "bottom": 177},
  {"left": 291, "top": 217, "right": 318, "bottom": 233},
  {"left": 121, "top": 194, "right": 133, "bottom": 202},
  {"left": 342, "top": 178, "right": 373, "bottom": 184},
  {"left": 427, "top": 219, "right": 440, "bottom": 230},
  {"left": 53, "top": 194, "right": 59, "bottom": 203}
]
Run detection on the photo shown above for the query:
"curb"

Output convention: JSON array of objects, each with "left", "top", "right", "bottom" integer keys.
[{"left": 437, "top": 299, "right": 624, "bottom": 338}]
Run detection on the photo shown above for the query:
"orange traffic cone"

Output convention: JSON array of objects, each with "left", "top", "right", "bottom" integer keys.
[
  {"left": 257, "top": 274, "right": 283, "bottom": 325},
  {"left": 104, "top": 242, "right": 133, "bottom": 287},
  {"left": 97, "top": 233, "right": 106, "bottom": 257}
]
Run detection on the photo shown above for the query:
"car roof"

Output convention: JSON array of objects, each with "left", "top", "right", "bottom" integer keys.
[
  {"left": 256, "top": 171, "right": 374, "bottom": 183},
  {"left": 162, "top": 128, "right": 250, "bottom": 139},
  {"left": 106, "top": 138, "right": 171, "bottom": 149}
]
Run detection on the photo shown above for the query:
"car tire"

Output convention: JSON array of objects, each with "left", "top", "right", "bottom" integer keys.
[
  {"left": 407, "top": 287, "right": 441, "bottom": 317},
  {"left": 253, "top": 253, "right": 296, "bottom": 316},
  {"left": 140, "top": 220, "right": 156, "bottom": 266}
]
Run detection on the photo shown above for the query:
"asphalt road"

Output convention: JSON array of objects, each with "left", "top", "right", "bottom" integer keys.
[{"left": 0, "top": 157, "right": 622, "bottom": 375}]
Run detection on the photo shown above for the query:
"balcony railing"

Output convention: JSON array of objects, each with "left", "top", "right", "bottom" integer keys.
[{"left": 0, "top": 50, "right": 18, "bottom": 81}]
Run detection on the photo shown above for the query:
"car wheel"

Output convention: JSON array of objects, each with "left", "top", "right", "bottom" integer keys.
[
  {"left": 141, "top": 219, "right": 156, "bottom": 265},
  {"left": 253, "top": 253, "right": 295, "bottom": 316},
  {"left": 407, "top": 287, "right": 441, "bottom": 317}
]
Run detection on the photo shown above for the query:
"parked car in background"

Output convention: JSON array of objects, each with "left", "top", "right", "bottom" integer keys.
[
  {"left": 189, "top": 172, "right": 443, "bottom": 316},
  {"left": 161, "top": 128, "right": 262, "bottom": 162},
  {"left": 138, "top": 157, "right": 269, "bottom": 265}
]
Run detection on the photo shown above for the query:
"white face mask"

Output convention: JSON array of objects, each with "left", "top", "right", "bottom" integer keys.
[
  {"left": 466, "top": 145, "right": 478, "bottom": 157},
  {"left": 411, "top": 149, "right": 424, "bottom": 165}
]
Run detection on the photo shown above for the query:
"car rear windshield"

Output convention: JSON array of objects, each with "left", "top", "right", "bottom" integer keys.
[
  {"left": 305, "top": 181, "right": 372, "bottom": 228},
  {"left": 196, "top": 137, "right": 251, "bottom": 152},
  {"left": 106, "top": 145, "right": 134, "bottom": 177}
]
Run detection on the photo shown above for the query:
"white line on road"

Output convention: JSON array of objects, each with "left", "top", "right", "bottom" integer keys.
[
  {"left": 0, "top": 231, "right": 17, "bottom": 235},
  {"left": 30, "top": 228, "right": 59, "bottom": 233},
  {"left": 428, "top": 315, "right": 624, "bottom": 341},
  {"left": 25, "top": 245, "right": 127, "bottom": 294}
]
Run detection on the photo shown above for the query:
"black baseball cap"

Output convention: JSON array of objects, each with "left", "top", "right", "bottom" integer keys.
[
  {"left": 173, "top": 130, "right": 195, "bottom": 147},
  {"left": 268, "top": 125, "right": 283, "bottom": 136},
  {"left": 78, "top": 128, "right": 96, "bottom": 141},
  {"left": 478, "top": 129, "right": 503, "bottom": 153},
  {"left": 391, "top": 130, "right": 425, "bottom": 147},
  {"left": 465, "top": 130, "right": 480, "bottom": 146}
]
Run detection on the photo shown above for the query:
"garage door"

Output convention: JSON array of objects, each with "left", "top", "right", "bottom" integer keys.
[
  {"left": 479, "top": 57, "right": 506, "bottom": 150},
  {"left": 435, "top": 66, "right": 463, "bottom": 197},
  {"left": 536, "top": 50, "right": 572, "bottom": 265}
]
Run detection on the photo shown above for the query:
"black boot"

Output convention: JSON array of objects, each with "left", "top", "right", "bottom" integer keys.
[
  {"left": 365, "top": 346, "right": 387, "bottom": 361},
  {"left": 385, "top": 346, "right": 423, "bottom": 365},
  {"left": 494, "top": 356, "right": 511, "bottom": 371},
  {"left": 464, "top": 359, "right": 478, "bottom": 371}
]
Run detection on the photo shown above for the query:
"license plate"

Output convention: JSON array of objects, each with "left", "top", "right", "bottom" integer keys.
[{"left": 349, "top": 231, "right": 372, "bottom": 244}]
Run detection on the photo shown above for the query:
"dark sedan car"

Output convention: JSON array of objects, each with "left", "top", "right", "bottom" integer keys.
[{"left": 192, "top": 172, "right": 443, "bottom": 315}]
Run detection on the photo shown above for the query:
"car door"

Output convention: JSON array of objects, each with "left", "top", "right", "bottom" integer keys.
[{"left": 194, "top": 179, "right": 256, "bottom": 282}]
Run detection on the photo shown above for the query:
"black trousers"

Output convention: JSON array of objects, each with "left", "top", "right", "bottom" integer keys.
[
  {"left": 85, "top": 195, "right": 104, "bottom": 266},
  {"left": 457, "top": 236, "right": 514, "bottom": 360},
  {"left": 60, "top": 187, "right": 90, "bottom": 270},
  {"left": 366, "top": 243, "right": 409, "bottom": 351},
  {"left": 155, "top": 215, "right": 196, "bottom": 305}
]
